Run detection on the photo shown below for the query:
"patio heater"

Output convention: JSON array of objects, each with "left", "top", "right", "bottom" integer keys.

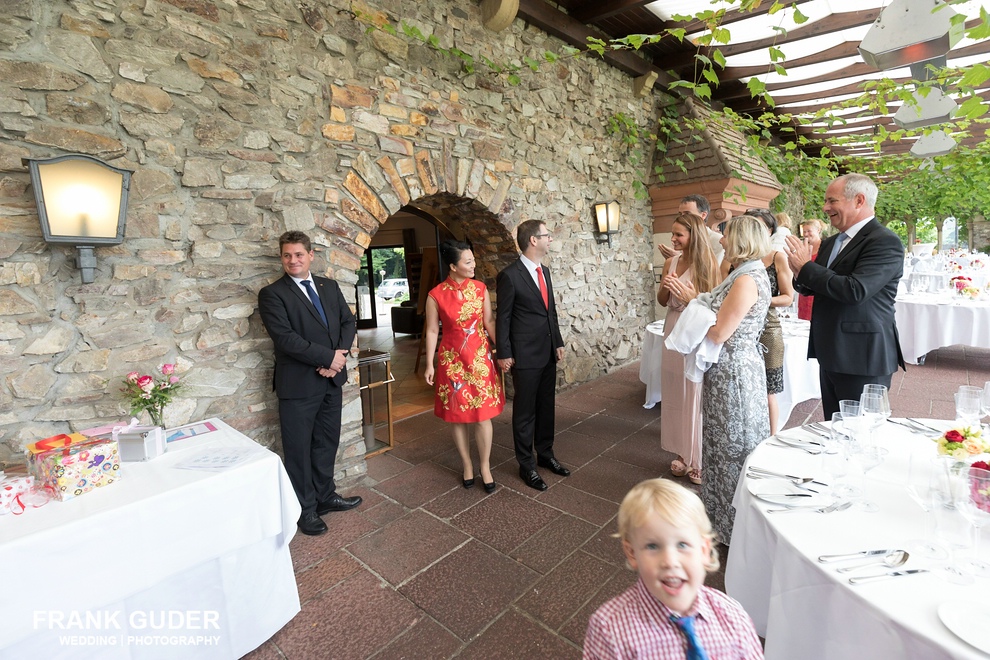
[{"left": 859, "top": 0, "right": 962, "bottom": 71}]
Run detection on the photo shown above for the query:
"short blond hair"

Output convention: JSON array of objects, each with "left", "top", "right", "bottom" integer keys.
[
  {"left": 775, "top": 212, "right": 792, "bottom": 229},
  {"left": 723, "top": 215, "right": 772, "bottom": 264},
  {"left": 617, "top": 478, "right": 720, "bottom": 572}
]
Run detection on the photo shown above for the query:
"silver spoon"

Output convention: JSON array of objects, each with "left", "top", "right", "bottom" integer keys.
[{"left": 836, "top": 550, "right": 910, "bottom": 573}]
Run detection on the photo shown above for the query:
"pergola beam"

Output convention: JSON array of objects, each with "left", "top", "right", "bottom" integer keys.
[{"left": 516, "top": 0, "right": 676, "bottom": 84}]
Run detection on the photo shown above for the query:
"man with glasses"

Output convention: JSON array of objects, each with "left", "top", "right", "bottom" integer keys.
[{"left": 496, "top": 220, "right": 568, "bottom": 491}]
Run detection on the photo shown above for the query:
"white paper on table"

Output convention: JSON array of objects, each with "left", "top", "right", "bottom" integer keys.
[{"left": 172, "top": 447, "right": 258, "bottom": 471}]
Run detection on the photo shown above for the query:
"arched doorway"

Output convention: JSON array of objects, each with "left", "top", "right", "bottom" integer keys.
[{"left": 357, "top": 194, "right": 517, "bottom": 422}]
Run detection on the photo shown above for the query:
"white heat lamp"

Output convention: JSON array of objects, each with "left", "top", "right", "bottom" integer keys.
[
  {"left": 894, "top": 88, "right": 957, "bottom": 130},
  {"left": 859, "top": 0, "right": 963, "bottom": 71},
  {"left": 910, "top": 131, "right": 956, "bottom": 158}
]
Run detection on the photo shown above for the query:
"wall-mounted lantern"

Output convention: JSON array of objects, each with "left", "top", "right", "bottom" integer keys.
[
  {"left": 24, "top": 154, "right": 131, "bottom": 283},
  {"left": 594, "top": 201, "right": 620, "bottom": 248}
]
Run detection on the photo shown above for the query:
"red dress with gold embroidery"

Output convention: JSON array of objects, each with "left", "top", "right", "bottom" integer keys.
[{"left": 429, "top": 278, "right": 505, "bottom": 423}]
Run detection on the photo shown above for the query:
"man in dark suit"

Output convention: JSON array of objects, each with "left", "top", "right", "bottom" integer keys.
[
  {"left": 785, "top": 174, "right": 905, "bottom": 418},
  {"left": 259, "top": 231, "right": 362, "bottom": 535},
  {"left": 496, "top": 220, "right": 567, "bottom": 491}
]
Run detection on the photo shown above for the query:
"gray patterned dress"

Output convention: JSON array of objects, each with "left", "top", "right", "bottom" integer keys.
[{"left": 701, "top": 263, "right": 771, "bottom": 546}]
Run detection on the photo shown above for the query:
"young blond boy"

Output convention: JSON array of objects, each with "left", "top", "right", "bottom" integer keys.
[{"left": 583, "top": 479, "right": 763, "bottom": 660}]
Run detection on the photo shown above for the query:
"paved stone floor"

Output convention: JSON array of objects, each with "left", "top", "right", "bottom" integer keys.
[{"left": 245, "top": 345, "right": 990, "bottom": 659}]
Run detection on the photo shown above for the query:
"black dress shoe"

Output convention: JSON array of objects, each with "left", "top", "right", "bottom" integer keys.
[
  {"left": 537, "top": 457, "right": 571, "bottom": 477},
  {"left": 519, "top": 468, "right": 548, "bottom": 491},
  {"left": 297, "top": 512, "right": 328, "bottom": 536},
  {"left": 316, "top": 493, "right": 363, "bottom": 515}
]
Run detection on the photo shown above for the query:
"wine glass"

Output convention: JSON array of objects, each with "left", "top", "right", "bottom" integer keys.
[
  {"left": 981, "top": 381, "right": 990, "bottom": 428},
  {"left": 954, "top": 466, "right": 990, "bottom": 577},
  {"left": 847, "top": 433, "right": 882, "bottom": 513},
  {"left": 823, "top": 412, "right": 857, "bottom": 499},
  {"left": 903, "top": 454, "right": 948, "bottom": 559},
  {"left": 931, "top": 459, "right": 976, "bottom": 585},
  {"left": 862, "top": 384, "right": 891, "bottom": 422},
  {"left": 859, "top": 393, "right": 887, "bottom": 452}
]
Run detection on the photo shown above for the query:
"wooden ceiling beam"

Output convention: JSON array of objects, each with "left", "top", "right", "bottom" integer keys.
[
  {"left": 516, "top": 0, "right": 676, "bottom": 84},
  {"left": 671, "top": 0, "right": 816, "bottom": 33},
  {"left": 570, "top": 0, "right": 653, "bottom": 24},
  {"left": 667, "top": 9, "right": 880, "bottom": 72},
  {"left": 720, "top": 41, "right": 862, "bottom": 80}
]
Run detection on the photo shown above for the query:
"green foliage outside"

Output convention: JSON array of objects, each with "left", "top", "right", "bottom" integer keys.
[{"left": 370, "top": 247, "right": 405, "bottom": 285}]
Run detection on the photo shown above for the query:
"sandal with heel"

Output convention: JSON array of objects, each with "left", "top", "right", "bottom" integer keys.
[{"left": 670, "top": 459, "right": 688, "bottom": 477}]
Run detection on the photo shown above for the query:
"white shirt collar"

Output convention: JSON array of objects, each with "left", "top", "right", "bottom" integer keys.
[
  {"left": 289, "top": 272, "right": 314, "bottom": 284},
  {"left": 841, "top": 216, "right": 873, "bottom": 241}
]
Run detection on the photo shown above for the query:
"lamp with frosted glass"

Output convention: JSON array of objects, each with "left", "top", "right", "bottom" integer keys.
[
  {"left": 23, "top": 154, "right": 131, "bottom": 283},
  {"left": 593, "top": 200, "right": 620, "bottom": 248}
]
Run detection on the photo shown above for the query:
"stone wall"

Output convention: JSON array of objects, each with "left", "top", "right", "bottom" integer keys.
[{"left": 0, "top": 0, "right": 658, "bottom": 483}]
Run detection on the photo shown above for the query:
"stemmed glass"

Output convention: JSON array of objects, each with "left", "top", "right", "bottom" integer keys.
[
  {"left": 981, "top": 381, "right": 990, "bottom": 429},
  {"left": 931, "top": 459, "right": 976, "bottom": 585},
  {"left": 859, "top": 392, "right": 887, "bottom": 453},
  {"left": 903, "top": 454, "right": 948, "bottom": 559},
  {"left": 954, "top": 466, "right": 990, "bottom": 577},
  {"left": 848, "top": 433, "right": 882, "bottom": 513},
  {"left": 823, "top": 412, "right": 856, "bottom": 499}
]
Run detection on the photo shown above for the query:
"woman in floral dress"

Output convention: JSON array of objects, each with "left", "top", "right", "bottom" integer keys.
[
  {"left": 424, "top": 240, "right": 504, "bottom": 493},
  {"left": 667, "top": 216, "right": 771, "bottom": 545}
]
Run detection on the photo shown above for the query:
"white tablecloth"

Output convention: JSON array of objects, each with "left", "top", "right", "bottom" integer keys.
[
  {"left": 896, "top": 293, "right": 990, "bottom": 364},
  {"left": 726, "top": 421, "right": 989, "bottom": 659},
  {"left": 0, "top": 418, "right": 301, "bottom": 659},
  {"left": 639, "top": 318, "right": 821, "bottom": 429}
]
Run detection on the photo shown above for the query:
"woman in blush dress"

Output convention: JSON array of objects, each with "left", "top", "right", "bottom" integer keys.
[
  {"left": 424, "top": 240, "right": 504, "bottom": 494},
  {"left": 797, "top": 219, "right": 824, "bottom": 321},
  {"left": 657, "top": 212, "right": 721, "bottom": 485},
  {"left": 666, "top": 216, "right": 771, "bottom": 545}
]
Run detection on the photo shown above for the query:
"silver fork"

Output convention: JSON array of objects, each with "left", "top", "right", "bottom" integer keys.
[
  {"left": 766, "top": 441, "right": 823, "bottom": 455},
  {"left": 767, "top": 501, "right": 852, "bottom": 515}
]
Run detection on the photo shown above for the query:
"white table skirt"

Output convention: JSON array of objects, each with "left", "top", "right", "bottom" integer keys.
[
  {"left": 0, "top": 418, "right": 301, "bottom": 659},
  {"left": 639, "top": 318, "right": 820, "bottom": 429},
  {"left": 896, "top": 293, "right": 990, "bottom": 364},
  {"left": 726, "top": 421, "right": 989, "bottom": 659}
]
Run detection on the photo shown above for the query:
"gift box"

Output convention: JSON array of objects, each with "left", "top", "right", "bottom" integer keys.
[
  {"left": 26, "top": 433, "right": 120, "bottom": 502},
  {"left": 0, "top": 474, "right": 34, "bottom": 515}
]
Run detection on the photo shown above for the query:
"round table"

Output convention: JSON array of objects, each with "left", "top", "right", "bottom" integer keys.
[
  {"left": 639, "top": 317, "right": 821, "bottom": 429},
  {"left": 895, "top": 293, "right": 990, "bottom": 364},
  {"left": 726, "top": 420, "right": 990, "bottom": 659}
]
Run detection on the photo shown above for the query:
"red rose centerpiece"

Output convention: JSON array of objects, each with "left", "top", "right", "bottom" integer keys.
[
  {"left": 933, "top": 426, "right": 990, "bottom": 460},
  {"left": 120, "top": 364, "right": 182, "bottom": 427}
]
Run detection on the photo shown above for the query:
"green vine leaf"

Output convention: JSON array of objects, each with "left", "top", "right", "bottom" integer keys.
[{"left": 793, "top": 7, "right": 810, "bottom": 24}]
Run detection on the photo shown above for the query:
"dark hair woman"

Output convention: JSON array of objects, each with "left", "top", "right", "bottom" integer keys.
[{"left": 423, "top": 240, "right": 504, "bottom": 493}]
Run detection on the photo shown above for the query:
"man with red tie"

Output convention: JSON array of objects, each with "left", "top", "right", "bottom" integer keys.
[{"left": 496, "top": 220, "right": 568, "bottom": 491}]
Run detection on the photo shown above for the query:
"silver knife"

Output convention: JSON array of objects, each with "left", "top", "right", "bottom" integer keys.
[
  {"left": 774, "top": 435, "right": 825, "bottom": 449},
  {"left": 887, "top": 419, "right": 926, "bottom": 434},
  {"left": 818, "top": 549, "right": 898, "bottom": 563},
  {"left": 906, "top": 418, "right": 942, "bottom": 434},
  {"left": 848, "top": 569, "right": 929, "bottom": 585},
  {"left": 747, "top": 467, "right": 829, "bottom": 488}
]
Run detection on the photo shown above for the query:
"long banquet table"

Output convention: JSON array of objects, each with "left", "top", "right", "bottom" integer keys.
[
  {"left": 0, "top": 418, "right": 301, "bottom": 659},
  {"left": 895, "top": 292, "right": 990, "bottom": 364},
  {"left": 639, "top": 317, "right": 821, "bottom": 429},
  {"left": 726, "top": 420, "right": 989, "bottom": 659}
]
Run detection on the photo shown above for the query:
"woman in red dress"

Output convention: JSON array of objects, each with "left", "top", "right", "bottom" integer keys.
[{"left": 424, "top": 240, "right": 504, "bottom": 493}]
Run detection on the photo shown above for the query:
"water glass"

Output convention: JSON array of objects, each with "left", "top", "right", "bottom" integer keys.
[
  {"left": 981, "top": 381, "right": 990, "bottom": 421},
  {"left": 903, "top": 455, "right": 947, "bottom": 559},
  {"left": 955, "top": 390, "right": 982, "bottom": 425},
  {"left": 931, "top": 461, "right": 976, "bottom": 585},
  {"left": 862, "top": 384, "right": 891, "bottom": 420},
  {"left": 824, "top": 413, "right": 857, "bottom": 499}
]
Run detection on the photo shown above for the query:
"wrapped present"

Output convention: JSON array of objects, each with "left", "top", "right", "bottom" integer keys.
[
  {"left": 26, "top": 433, "right": 120, "bottom": 502},
  {"left": 0, "top": 474, "right": 34, "bottom": 515}
]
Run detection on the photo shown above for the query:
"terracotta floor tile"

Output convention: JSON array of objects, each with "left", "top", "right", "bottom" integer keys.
[
  {"left": 458, "top": 609, "right": 581, "bottom": 660},
  {"left": 516, "top": 550, "right": 619, "bottom": 630},
  {"left": 374, "top": 461, "right": 460, "bottom": 509},
  {"left": 289, "top": 510, "right": 380, "bottom": 572},
  {"left": 510, "top": 513, "right": 599, "bottom": 574},
  {"left": 556, "top": 391, "right": 609, "bottom": 415},
  {"left": 241, "top": 640, "right": 284, "bottom": 660},
  {"left": 422, "top": 481, "right": 497, "bottom": 520},
  {"left": 293, "top": 550, "right": 364, "bottom": 605},
  {"left": 347, "top": 510, "right": 469, "bottom": 586},
  {"left": 272, "top": 571, "right": 421, "bottom": 660},
  {"left": 564, "top": 456, "right": 658, "bottom": 504},
  {"left": 580, "top": 518, "right": 627, "bottom": 569},
  {"left": 451, "top": 487, "right": 562, "bottom": 554},
  {"left": 365, "top": 452, "right": 413, "bottom": 483},
  {"left": 370, "top": 616, "right": 463, "bottom": 660},
  {"left": 535, "top": 483, "right": 621, "bottom": 526},
  {"left": 393, "top": 413, "right": 446, "bottom": 443},
  {"left": 361, "top": 498, "right": 410, "bottom": 528},
  {"left": 388, "top": 428, "right": 454, "bottom": 464},
  {"left": 558, "top": 570, "right": 639, "bottom": 647},
  {"left": 552, "top": 429, "right": 618, "bottom": 469},
  {"left": 398, "top": 540, "right": 539, "bottom": 640}
]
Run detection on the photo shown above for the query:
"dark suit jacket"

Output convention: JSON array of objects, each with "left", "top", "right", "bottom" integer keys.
[
  {"left": 496, "top": 259, "right": 564, "bottom": 369},
  {"left": 258, "top": 274, "right": 356, "bottom": 398},
  {"left": 795, "top": 219, "right": 905, "bottom": 376}
]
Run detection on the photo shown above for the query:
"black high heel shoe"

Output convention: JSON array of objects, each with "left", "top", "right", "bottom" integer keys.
[
  {"left": 483, "top": 480, "right": 496, "bottom": 494},
  {"left": 463, "top": 477, "right": 475, "bottom": 489}
]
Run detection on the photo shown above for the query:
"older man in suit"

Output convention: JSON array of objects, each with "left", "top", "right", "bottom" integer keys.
[
  {"left": 785, "top": 174, "right": 905, "bottom": 418},
  {"left": 496, "top": 220, "right": 567, "bottom": 491},
  {"left": 259, "top": 231, "right": 362, "bottom": 536}
]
